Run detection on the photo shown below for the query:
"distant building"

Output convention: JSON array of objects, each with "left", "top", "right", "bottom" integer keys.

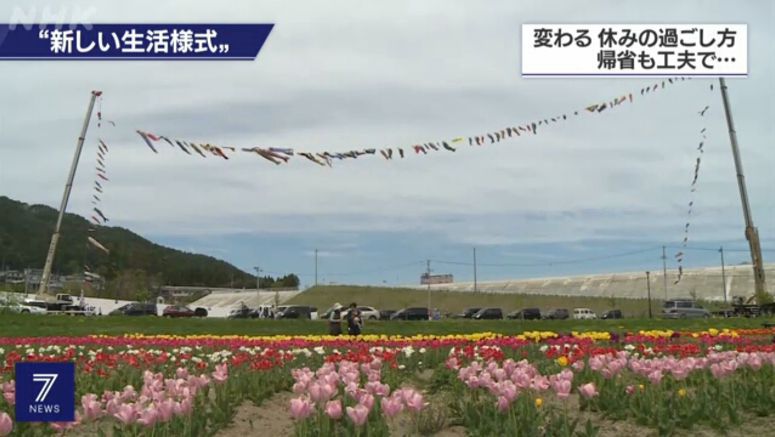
[
  {"left": 420, "top": 273, "right": 453, "bottom": 285},
  {"left": 0, "top": 270, "right": 25, "bottom": 283}
]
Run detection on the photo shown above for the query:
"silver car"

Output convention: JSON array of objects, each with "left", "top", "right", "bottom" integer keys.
[{"left": 662, "top": 299, "right": 710, "bottom": 319}]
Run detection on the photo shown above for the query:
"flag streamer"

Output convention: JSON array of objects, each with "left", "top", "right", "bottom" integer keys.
[
  {"left": 135, "top": 78, "right": 692, "bottom": 166},
  {"left": 675, "top": 91, "right": 711, "bottom": 284}
]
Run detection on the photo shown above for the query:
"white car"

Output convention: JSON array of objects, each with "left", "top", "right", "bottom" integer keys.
[
  {"left": 342, "top": 306, "right": 380, "bottom": 320},
  {"left": 572, "top": 308, "right": 597, "bottom": 320},
  {"left": 0, "top": 298, "right": 47, "bottom": 314}
]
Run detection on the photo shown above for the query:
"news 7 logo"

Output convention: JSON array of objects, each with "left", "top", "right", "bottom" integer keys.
[{"left": 15, "top": 362, "right": 75, "bottom": 422}]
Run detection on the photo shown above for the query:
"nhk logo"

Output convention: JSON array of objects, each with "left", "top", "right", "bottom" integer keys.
[{"left": 15, "top": 362, "right": 75, "bottom": 422}]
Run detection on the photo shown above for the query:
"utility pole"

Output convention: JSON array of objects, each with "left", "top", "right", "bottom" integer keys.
[
  {"left": 720, "top": 247, "right": 728, "bottom": 303},
  {"left": 426, "top": 259, "right": 431, "bottom": 320},
  {"left": 718, "top": 78, "right": 768, "bottom": 302},
  {"left": 473, "top": 247, "right": 478, "bottom": 293},
  {"left": 314, "top": 249, "right": 318, "bottom": 287},
  {"left": 661, "top": 246, "right": 668, "bottom": 300},
  {"left": 38, "top": 90, "right": 102, "bottom": 298},
  {"left": 254, "top": 266, "right": 261, "bottom": 306},
  {"left": 646, "top": 271, "right": 653, "bottom": 319}
]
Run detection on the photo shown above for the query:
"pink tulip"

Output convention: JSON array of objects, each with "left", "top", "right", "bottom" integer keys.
[
  {"left": 2, "top": 391, "right": 13, "bottom": 406},
  {"left": 359, "top": 393, "right": 375, "bottom": 411},
  {"left": 0, "top": 412, "right": 12, "bottom": 437},
  {"left": 113, "top": 403, "right": 136, "bottom": 425},
  {"left": 82, "top": 396, "right": 103, "bottom": 421},
  {"left": 571, "top": 360, "right": 585, "bottom": 371},
  {"left": 50, "top": 412, "right": 80, "bottom": 433},
  {"left": 647, "top": 370, "right": 663, "bottom": 385},
  {"left": 325, "top": 399, "right": 343, "bottom": 419},
  {"left": 105, "top": 398, "right": 122, "bottom": 415},
  {"left": 120, "top": 385, "right": 137, "bottom": 402},
  {"left": 289, "top": 397, "right": 314, "bottom": 420},
  {"left": 380, "top": 397, "right": 403, "bottom": 418},
  {"left": 464, "top": 375, "right": 480, "bottom": 389},
  {"left": 405, "top": 391, "right": 425, "bottom": 412},
  {"left": 346, "top": 404, "right": 370, "bottom": 426},
  {"left": 496, "top": 395, "right": 511, "bottom": 412},
  {"left": 499, "top": 381, "right": 518, "bottom": 402},
  {"left": 553, "top": 379, "right": 572, "bottom": 399},
  {"left": 308, "top": 383, "right": 328, "bottom": 404},
  {"left": 323, "top": 373, "right": 339, "bottom": 387},
  {"left": 292, "top": 381, "right": 307, "bottom": 394},
  {"left": 212, "top": 363, "right": 228, "bottom": 384},
  {"left": 578, "top": 383, "right": 598, "bottom": 399},
  {"left": 748, "top": 355, "right": 763, "bottom": 370},
  {"left": 174, "top": 367, "right": 188, "bottom": 379},
  {"left": 1, "top": 382, "right": 14, "bottom": 407},
  {"left": 157, "top": 399, "right": 176, "bottom": 422},
  {"left": 625, "top": 385, "right": 636, "bottom": 395},
  {"left": 531, "top": 376, "right": 550, "bottom": 391},
  {"left": 175, "top": 398, "right": 193, "bottom": 416},
  {"left": 137, "top": 406, "right": 158, "bottom": 427}
]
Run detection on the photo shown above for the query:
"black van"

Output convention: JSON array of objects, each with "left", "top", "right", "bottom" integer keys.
[
  {"left": 277, "top": 305, "right": 317, "bottom": 319},
  {"left": 109, "top": 302, "right": 158, "bottom": 316},
  {"left": 507, "top": 308, "right": 542, "bottom": 320},
  {"left": 601, "top": 309, "right": 623, "bottom": 319},
  {"left": 390, "top": 307, "right": 429, "bottom": 320},
  {"left": 473, "top": 308, "right": 503, "bottom": 320}
]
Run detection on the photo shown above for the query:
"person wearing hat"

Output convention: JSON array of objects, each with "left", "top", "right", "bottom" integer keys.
[
  {"left": 346, "top": 302, "right": 362, "bottom": 336},
  {"left": 328, "top": 303, "right": 343, "bottom": 336}
]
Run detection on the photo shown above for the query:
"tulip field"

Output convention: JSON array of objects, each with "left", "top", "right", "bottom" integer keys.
[{"left": 2, "top": 318, "right": 775, "bottom": 436}]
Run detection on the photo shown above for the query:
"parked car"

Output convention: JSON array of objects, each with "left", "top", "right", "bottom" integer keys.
[
  {"left": 162, "top": 305, "right": 207, "bottom": 318},
  {"left": 342, "top": 306, "right": 380, "bottom": 320},
  {"left": 452, "top": 307, "right": 482, "bottom": 319},
  {"left": 601, "top": 309, "right": 623, "bottom": 320},
  {"left": 109, "top": 302, "right": 157, "bottom": 316},
  {"left": 379, "top": 310, "right": 397, "bottom": 320},
  {"left": 572, "top": 308, "right": 597, "bottom": 320},
  {"left": 0, "top": 298, "right": 47, "bottom": 314},
  {"left": 227, "top": 306, "right": 255, "bottom": 319},
  {"left": 276, "top": 305, "right": 318, "bottom": 319},
  {"left": 390, "top": 307, "right": 429, "bottom": 320},
  {"left": 544, "top": 308, "right": 570, "bottom": 320},
  {"left": 662, "top": 299, "right": 710, "bottom": 319},
  {"left": 472, "top": 308, "right": 503, "bottom": 320},
  {"left": 507, "top": 308, "right": 542, "bottom": 320}
]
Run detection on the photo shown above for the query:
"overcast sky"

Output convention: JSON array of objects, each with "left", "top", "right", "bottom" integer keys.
[{"left": 0, "top": 0, "right": 773, "bottom": 287}]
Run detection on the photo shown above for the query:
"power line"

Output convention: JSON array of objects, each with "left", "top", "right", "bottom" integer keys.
[
  {"left": 261, "top": 260, "right": 425, "bottom": 278},
  {"left": 432, "top": 246, "right": 662, "bottom": 268},
  {"left": 667, "top": 245, "right": 775, "bottom": 253}
]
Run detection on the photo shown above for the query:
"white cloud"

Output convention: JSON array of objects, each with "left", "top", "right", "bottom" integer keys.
[{"left": 0, "top": 0, "right": 772, "bottom": 257}]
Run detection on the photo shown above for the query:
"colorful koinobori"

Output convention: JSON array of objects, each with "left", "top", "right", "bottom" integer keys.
[
  {"left": 674, "top": 82, "right": 714, "bottom": 284},
  {"left": 83, "top": 95, "right": 115, "bottom": 289},
  {"left": 134, "top": 77, "right": 693, "bottom": 166}
]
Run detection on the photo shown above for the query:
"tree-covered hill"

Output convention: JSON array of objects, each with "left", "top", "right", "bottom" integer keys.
[{"left": 0, "top": 195, "right": 256, "bottom": 289}]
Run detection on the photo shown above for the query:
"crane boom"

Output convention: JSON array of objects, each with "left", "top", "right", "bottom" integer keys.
[{"left": 718, "top": 78, "right": 768, "bottom": 303}]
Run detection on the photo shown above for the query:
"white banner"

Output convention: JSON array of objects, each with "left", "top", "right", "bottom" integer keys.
[{"left": 522, "top": 24, "right": 747, "bottom": 78}]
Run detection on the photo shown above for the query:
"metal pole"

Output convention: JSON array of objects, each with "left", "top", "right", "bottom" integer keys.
[
  {"left": 646, "top": 271, "right": 652, "bottom": 319},
  {"left": 426, "top": 259, "right": 431, "bottom": 320},
  {"left": 661, "top": 245, "right": 668, "bottom": 300},
  {"left": 254, "top": 266, "right": 261, "bottom": 307},
  {"left": 38, "top": 90, "right": 102, "bottom": 297},
  {"left": 720, "top": 247, "right": 727, "bottom": 303},
  {"left": 718, "top": 78, "right": 768, "bottom": 301},
  {"left": 314, "top": 249, "right": 318, "bottom": 287},
  {"left": 473, "top": 247, "right": 478, "bottom": 293}
]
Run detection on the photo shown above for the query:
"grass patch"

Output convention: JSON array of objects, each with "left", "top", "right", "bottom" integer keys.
[
  {"left": 288, "top": 285, "right": 664, "bottom": 318},
  {"left": 0, "top": 313, "right": 773, "bottom": 338}
]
